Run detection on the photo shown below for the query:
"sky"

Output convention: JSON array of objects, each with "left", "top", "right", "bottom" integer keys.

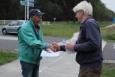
[{"left": 101, "top": 0, "right": 115, "bottom": 13}]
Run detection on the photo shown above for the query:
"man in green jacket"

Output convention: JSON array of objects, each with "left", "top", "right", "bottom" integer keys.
[{"left": 18, "top": 9, "right": 54, "bottom": 77}]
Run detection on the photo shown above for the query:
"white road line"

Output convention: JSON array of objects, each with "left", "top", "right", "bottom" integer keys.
[
  {"left": 14, "top": 49, "right": 18, "bottom": 51},
  {"left": 103, "top": 60, "right": 115, "bottom": 63},
  {"left": 0, "top": 36, "right": 17, "bottom": 40},
  {"left": 102, "top": 40, "right": 107, "bottom": 51},
  {"left": 113, "top": 44, "right": 115, "bottom": 50}
]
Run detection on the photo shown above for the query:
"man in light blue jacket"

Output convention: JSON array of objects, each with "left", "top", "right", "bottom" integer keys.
[{"left": 18, "top": 9, "right": 54, "bottom": 77}]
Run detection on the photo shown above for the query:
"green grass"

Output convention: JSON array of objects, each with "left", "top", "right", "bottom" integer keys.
[
  {"left": 99, "top": 21, "right": 114, "bottom": 27},
  {"left": 42, "top": 21, "right": 80, "bottom": 38},
  {"left": 99, "top": 21, "right": 115, "bottom": 41},
  {"left": 42, "top": 21, "right": 115, "bottom": 41},
  {"left": 101, "top": 27, "right": 115, "bottom": 41},
  {"left": 0, "top": 50, "right": 17, "bottom": 65},
  {"left": 100, "top": 21, "right": 115, "bottom": 41},
  {"left": 101, "top": 63, "right": 115, "bottom": 77}
]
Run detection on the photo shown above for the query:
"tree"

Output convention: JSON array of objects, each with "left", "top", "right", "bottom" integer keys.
[
  {"left": 37, "top": 0, "right": 115, "bottom": 21},
  {"left": 0, "top": 0, "right": 24, "bottom": 20},
  {"left": 0, "top": 0, "right": 115, "bottom": 21}
]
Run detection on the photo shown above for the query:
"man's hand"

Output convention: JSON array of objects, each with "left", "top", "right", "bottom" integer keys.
[
  {"left": 48, "top": 44, "right": 57, "bottom": 52},
  {"left": 66, "top": 43, "right": 75, "bottom": 50},
  {"left": 51, "top": 42, "right": 60, "bottom": 52}
]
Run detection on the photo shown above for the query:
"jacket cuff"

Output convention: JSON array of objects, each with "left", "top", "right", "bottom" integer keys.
[
  {"left": 42, "top": 43, "right": 48, "bottom": 49},
  {"left": 74, "top": 44, "right": 80, "bottom": 52},
  {"left": 60, "top": 45, "right": 66, "bottom": 51}
]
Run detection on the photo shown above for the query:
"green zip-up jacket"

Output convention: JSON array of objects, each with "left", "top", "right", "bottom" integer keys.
[{"left": 18, "top": 19, "right": 48, "bottom": 64}]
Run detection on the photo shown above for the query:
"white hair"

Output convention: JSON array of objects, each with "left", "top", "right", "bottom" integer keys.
[{"left": 73, "top": 1, "right": 93, "bottom": 16}]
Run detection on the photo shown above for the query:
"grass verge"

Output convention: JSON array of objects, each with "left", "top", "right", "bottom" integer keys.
[
  {"left": 42, "top": 21, "right": 80, "bottom": 38},
  {"left": 101, "top": 26, "right": 115, "bottom": 41},
  {"left": 101, "top": 63, "right": 115, "bottom": 77},
  {"left": 0, "top": 50, "right": 17, "bottom": 65},
  {"left": 99, "top": 21, "right": 114, "bottom": 28},
  {"left": 42, "top": 21, "right": 115, "bottom": 41}
]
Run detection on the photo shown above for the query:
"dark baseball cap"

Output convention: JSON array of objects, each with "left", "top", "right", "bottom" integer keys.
[{"left": 29, "top": 9, "right": 45, "bottom": 17}]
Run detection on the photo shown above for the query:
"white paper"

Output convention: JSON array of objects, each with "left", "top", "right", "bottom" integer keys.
[
  {"left": 41, "top": 49, "right": 60, "bottom": 57},
  {"left": 41, "top": 32, "right": 78, "bottom": 57},
  {"left": 57, "top": 32, "right": 79, "bottom": 54}
]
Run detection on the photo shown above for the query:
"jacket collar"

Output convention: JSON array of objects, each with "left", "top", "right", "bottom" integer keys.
[{"left": 81, "top": 16, "right": 92, "bottom": 24}]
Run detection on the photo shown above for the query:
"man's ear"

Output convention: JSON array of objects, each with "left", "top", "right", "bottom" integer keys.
[{"left": 81, "top": 10, "right": 85, "bottom": 16}]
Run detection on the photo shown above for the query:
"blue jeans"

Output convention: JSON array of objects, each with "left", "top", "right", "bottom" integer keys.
[{"left": 20, "top": 61, "right": 40, "bottom": 77}]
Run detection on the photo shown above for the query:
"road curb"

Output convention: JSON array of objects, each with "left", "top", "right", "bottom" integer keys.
[{"left": 103, "top": 60, "right": 115, "bottom": 63}]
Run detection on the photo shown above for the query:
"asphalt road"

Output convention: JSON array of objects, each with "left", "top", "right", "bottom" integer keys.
[
  {"left": 103, "top": 42, "right": 115, "bottom": 60},
  {"left": 0, "top": 26, "right": 65, "bottom": 51}
]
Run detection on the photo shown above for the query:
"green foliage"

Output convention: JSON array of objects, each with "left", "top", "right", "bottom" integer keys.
[
  {"left": 0, "top": 0, "right": 24, "bottom": 19},
  {"left": 37, "top": 0, "right": 115, "bottom": 21},
  {"left": 0, "top": 0, "right": 115, "bottom": 21},
  {"left": 88, "top": 0, "right": 115, "bottom": 21},
  {"left": 38, "top": 0, "right": 63, "bottom": 21}
]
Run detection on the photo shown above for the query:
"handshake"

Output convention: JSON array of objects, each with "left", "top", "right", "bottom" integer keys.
[
  {"left": 46, "top": 32, "right": 78, "bottom": 52},
  {"left": 48, "top": 42, "right": 60, "bottom": 52},
  {"left": 47, "top": 42, "right": 75, "bottom": 52}
]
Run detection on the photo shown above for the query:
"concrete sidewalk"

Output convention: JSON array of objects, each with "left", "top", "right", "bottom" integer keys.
[
  {"left": 0, "top": 60, "right": 21, "bottom": 77},
  {"left": 0, "top": 52, "right": 79, "bottom": 77}
]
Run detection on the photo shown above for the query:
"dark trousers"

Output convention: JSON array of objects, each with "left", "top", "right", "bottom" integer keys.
[
  {"left": 20, "top": 61, "right": 40, "bottom": 77},
  {"left": 78, "top": 64, "right": 102, "bottom": 77}
]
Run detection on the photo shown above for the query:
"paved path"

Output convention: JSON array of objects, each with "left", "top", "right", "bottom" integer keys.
[{"left": 0, "top": 52, "right": 79, "bottom": 77}]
